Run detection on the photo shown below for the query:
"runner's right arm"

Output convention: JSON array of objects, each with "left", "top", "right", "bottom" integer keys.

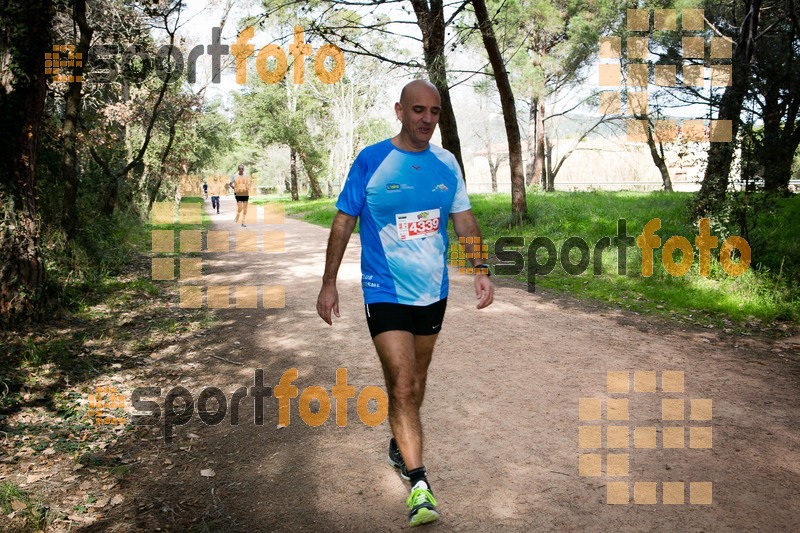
[{"left": 316, "top": 210, "right": 358, "bottom": 325}]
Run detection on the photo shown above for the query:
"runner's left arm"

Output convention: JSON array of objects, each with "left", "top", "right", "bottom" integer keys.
[{"left": 451, "top": 209, "right": 494, "bottom": 309}]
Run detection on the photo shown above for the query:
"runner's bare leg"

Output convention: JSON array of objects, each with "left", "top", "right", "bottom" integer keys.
[{"left": 373, "top": 330, "right": 438, "bottom": 471}]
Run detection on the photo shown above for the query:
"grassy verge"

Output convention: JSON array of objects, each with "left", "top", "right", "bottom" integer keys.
[
  {"left": 250, "top": 195, "right": 347, "bottom": 230},
  {"left": 469, "top": 191, "right": 798, "bottom": 324},
  {"left": 260, "top": 191, "right": 799, "bottom": 326}
]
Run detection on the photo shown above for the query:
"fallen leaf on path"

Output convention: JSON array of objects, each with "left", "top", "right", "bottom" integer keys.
[
  {"left": 110, "top": 494, "right": 124, "bottom": 506},
  {"left": 93, "top": 496, "right": 110, "bottom": 508},
  {"left": 11, "top": 500, "right": 27, "bottom": 511},
  {"left": 200, "top": 469, "right": 216, "bottom": 478}
]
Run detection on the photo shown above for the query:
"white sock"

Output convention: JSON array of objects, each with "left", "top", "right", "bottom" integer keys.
[{"left": 412, "top": 480, "right": 428, "bottom": 491}]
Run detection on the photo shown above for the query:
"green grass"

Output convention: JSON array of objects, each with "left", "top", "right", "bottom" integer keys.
[
  {"left": 0, "top": 482, "right": 53, "bottom": 531},
  {"left": 250, "top": 195, "right": 353, "bottom": 230},
  {"left": 468, "top": 191, "right": 799, "bottom": 323},
  {"left": 262, "top": 191, "right": 799, "bottom": 325}
]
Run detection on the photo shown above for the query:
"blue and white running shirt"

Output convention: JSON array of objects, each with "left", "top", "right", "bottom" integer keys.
[{"left": 336, "top": 139, "right": 471, "bottom": 306}]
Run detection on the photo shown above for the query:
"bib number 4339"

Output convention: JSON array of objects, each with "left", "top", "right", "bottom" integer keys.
[{"left": 396, "top": 209, "right": 441, "bottom": 241}]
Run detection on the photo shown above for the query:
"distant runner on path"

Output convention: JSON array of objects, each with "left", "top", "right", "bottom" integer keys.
[
  {"left": 316, "top": 79, "right": 494, "bottom": 527},
  {"left": 229, "top": 164, "right": 250, "bottom": 227},
  {"left": 208, "top": 175, "right": 225, "bottom": 214}
]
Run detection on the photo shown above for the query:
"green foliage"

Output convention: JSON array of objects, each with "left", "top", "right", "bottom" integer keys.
[
  {"left": 469, "top": 0, "right": 621, "bottom": 99},
  {"left": 39, "top": 210, "right": 150, "bottom": 312},
  {"left": 280, "top": 191, "right": 798, "bottom": 323},
  {"left": 173, "top": 98, "right": 235, "bottom": 175},
  {"left": 233, "top": 78, "right": 328, "bottom": 196}
]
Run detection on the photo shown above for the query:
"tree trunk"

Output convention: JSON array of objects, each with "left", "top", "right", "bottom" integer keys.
[
  {"left": 544, "top": 135, "right": 554, "bottom": 191},
  {"left": 0, "top": 0, "right": 53, "bottom": 323},
  {"left": 533, "top": 100, "right": 546, "bottom": 189},
  {"left": 60, "top": 0, "right": 93, "bottom": 239},
  {"left": 525, "top": 98, "right": 546, "bottom": 188},
  {"left": 409, "top": 0, "right": 466, "bottom": 179},
  {"left": 696, "top": 0, "right": 762, "bottom": 216},
  {"left": 290, "top": 148, "right": 299, "bottom": 201},
  {"left": 473, "top": 0, "right": 527, "bottom": 225},
  {"left": 762, "top": 144, "right": 795, "bottom": 195},
  {"left": 92, "top": 28, "right": 177, "bottom": 218},
  {"left": 760, "top": 88, "right": 798, "bottom": 195},
  {"left": 645, "top": 119, "right": 673, "bottom": 192},
  {"left": 525, "top": 97, "right": 536, "bottom": 186},
  {"left": 298, "top": 151, "right": 324, "bottom": 200},
  {"left": 488, "top": 154, "right": 499, "bottom": 193},
  {"left": 147, "top": 121, "right": 179, "bottom": 215}
]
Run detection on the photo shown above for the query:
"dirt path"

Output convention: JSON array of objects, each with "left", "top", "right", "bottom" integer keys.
[{"left": 87, "top": 196, "right": 800, "bottom": 531}]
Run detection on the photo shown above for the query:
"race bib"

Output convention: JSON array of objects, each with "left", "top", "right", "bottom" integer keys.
[{"left": 396, "top": 209, "right": 441, "bottom": 241}]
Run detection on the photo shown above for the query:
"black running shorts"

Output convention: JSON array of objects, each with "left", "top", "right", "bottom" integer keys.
[
  {"left": 234, "top": 195, "right": 249, "bottom": 202},
  {"left": 364, "top": 298, "right": 447, "bottom": 338}
]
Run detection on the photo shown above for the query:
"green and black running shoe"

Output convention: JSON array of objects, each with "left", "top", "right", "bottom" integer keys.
[
  {"left": 407, "top": 481, "right": 440, "bottom": 527},
  {"left": 388, "top": 438, "right": 410, "bottom": 480}
]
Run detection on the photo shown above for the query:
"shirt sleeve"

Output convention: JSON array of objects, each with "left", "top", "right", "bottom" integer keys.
[
  {"left": 335, "top": 152, "right": 367, "bottom": 217},
  {"left": 450, "top": 159, "right": 471, "bottom": 214}
]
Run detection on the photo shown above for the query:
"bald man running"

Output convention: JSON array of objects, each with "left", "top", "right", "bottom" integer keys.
[{"left": 317, "top": 79, "right": 494, "bottom": 527}]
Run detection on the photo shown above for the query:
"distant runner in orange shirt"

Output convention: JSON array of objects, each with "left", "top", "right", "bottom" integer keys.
[{"left": 229, "top": 164, "right": 250, "bottom": 227}]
